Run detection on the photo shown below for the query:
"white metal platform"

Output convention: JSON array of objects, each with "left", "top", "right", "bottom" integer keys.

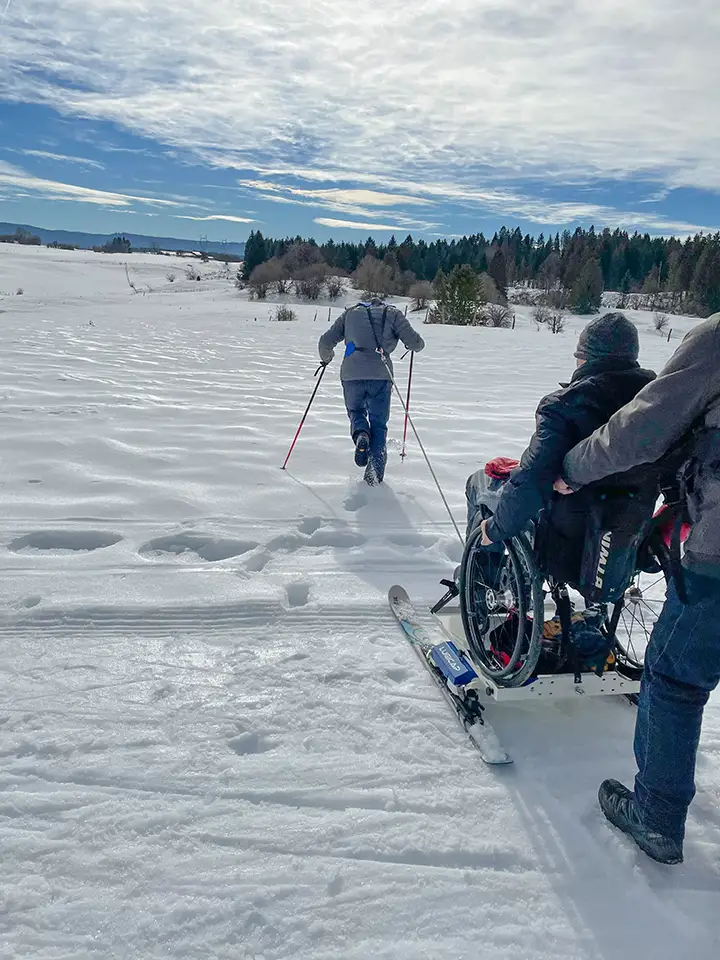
[{"left": 435, "top": 606, "right": 642, "bottom": 702}]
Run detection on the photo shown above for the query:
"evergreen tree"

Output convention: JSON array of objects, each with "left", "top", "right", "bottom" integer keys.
[
  {"left": 690, "top": 244, "right": 720, "bottom": 316},
  {"left": 432, "top": 265, "right": 485, "bottom": 325},
  {"left": 103, "top": 235, "right": 132, "bottom": 254},
  {"left": 241, "top": 230, "right": 268, "bottom": 282},
  {"left": 237, "top": 225, "right": 719, "bottom": 313},
  {"left": 618, "top": 270, "right": 633, "bottom": 308},
  {"left": 569, "top": 259, "right": 604, "bottom": 314},
  {"left": 488, "top": 249, "right": 508, "bottom": 298}
]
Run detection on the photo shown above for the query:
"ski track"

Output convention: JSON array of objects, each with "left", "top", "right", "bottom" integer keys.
[{"left": 0, "top": 245, "right": 718, "bottom": 959}]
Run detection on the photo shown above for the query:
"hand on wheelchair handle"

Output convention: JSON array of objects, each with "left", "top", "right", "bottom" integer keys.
[
  {"left": 553, "top": 477, "right": 574, "bottom": 496},
  {"left": 480, "top": 518, "right": 494, "bottom": 546}
]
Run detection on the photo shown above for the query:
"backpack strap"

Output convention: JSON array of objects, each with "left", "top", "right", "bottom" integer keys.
[
  {"left": 669, "top": 509, "right": 688, "bottom": 604},
  {"left": 364, "top": 305, "right": 389, "bottom": 356}
]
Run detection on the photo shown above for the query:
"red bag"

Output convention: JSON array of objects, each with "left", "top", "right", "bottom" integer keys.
[
  {"left": 484, "top": 457, "right": 520, "bottom": 481},
  {"left": 653, "top": 503, "right": 691, "bottom": 549}
]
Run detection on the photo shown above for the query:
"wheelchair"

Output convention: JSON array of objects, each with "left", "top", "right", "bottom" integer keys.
[{"left": 457, "top": 493, "right": 674, "bottom": 689}]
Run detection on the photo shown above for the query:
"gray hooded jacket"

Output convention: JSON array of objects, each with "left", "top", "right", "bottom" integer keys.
[
  {"left": 318, "top": 300, "right": 425, "bottom": 381},
  {"left": 563, "top": 314, "right": 720, "bottom": 578}
]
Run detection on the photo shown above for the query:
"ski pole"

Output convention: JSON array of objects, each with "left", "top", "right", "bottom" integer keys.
[
  {"left": 400, "top": 351, "right": 414, "bottom": 461},
  {"left": 378, "top": 353, "right": 464, "bottom": 546},
  {"left": 281, "top": 363, "right": 327, "bottom": 470}
]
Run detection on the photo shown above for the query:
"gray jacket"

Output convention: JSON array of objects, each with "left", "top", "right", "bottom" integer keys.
[
  {"left": 563, "top": 314, "right": 720, "bottom": 578},
  {"left": 318, "top": 301, "right": 425, "bottom": 381}
]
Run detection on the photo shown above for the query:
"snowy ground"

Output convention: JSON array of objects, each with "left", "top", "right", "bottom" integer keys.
[{"left": 1, "top": 244, "right": 718, "bottom": 960}]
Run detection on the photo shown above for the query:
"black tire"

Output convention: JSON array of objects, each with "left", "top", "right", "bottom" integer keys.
[
  {"left": 607, "top": 534, "right": 670, "bottom": 673},
  {"left": 459, "top": 525, "right": 544, "bottom": 687}
]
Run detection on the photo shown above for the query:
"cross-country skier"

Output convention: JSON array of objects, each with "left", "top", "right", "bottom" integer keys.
[
  {"left": 318, "top": 297, "right": 425, "bottom": 484},
  {"left": 555, "top": 313, "right": 720, "bottom": 866}
]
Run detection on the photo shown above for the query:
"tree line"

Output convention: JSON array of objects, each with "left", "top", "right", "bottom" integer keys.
[{"left": 241, "top": 225, "right": 720, "bottom": 318}]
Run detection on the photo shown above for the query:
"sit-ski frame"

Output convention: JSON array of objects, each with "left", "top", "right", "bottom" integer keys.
[{"left": 435, "top": 606, "right": 641, "bottom": 702}]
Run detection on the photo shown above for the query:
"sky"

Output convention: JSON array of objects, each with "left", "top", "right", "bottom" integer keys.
[{"left": 1, "top": 0, "right": 719, "bottom": 245}]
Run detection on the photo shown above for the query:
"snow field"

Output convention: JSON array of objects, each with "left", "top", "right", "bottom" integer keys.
[{"left": 0, "top": 244, "right": 718, "bottom": 960}]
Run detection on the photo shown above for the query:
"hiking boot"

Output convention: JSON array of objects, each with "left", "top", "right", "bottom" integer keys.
[
  {"left": 364, "top": 460, "right": 383, "bottom": 486},
  {"left": 354, "top": 432, "right": 370, "bottom": 467},
  {"left": 598, "top": 779, "right": 683, "bottom": 865}
]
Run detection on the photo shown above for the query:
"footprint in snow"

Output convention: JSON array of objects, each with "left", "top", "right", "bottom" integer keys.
[
  {"left": 343, "top": 489, "right": 368, "bottom": 513},
  {"left": 387, "top": 532, "right": 439, "bottom": 549},
  {"left": 228, "top": 732, "right": 279, "bottom": 756},
  {"left": 386, "top": 667, "right": 412, "bottom": 684},
  {"left": 139, "top": 533, "right": 257, "bottom": 562},
  {"left": 245, "top": 550, "right": 272, "bottom": 572},
  {"left": 15, "top": 595, "right": 42, "bottom": 610},
  {"left": 308, "top": 529, "right": 365, "bottom": 548},
  {"left": 9, "top": 530, "right": 122, "bottom": 553},
  {"left": 297, "top": 516, "right": 324, "bottom": 535},
  {"left": 285, "top": 582, "right": 311, "bottom": 608}
]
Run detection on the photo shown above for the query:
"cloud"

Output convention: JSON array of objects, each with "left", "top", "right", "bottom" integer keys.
[
  {"left": 21, "top": 149, "right": 105, "bottom": 169},
  {"left": 176, "top": 214, "right": 255, "bottom": 223},
  {"left": 241, "top": 169, "right": 714, "bottom": 234},
  {"left": 0, "top": 161, "right": 182, "bottom": 207},
  {"left": 238, "top": 181, "right": 431, "bottom": 209},
  {"left": 3, "top": 0, "right": 719, "bottom": 199},
  {"left": 314, "top": 218, "right": 405, "bottom": 231},
  {"left": 237, "top": 176, "right": 440, "bottom": 228},
  {"left": 3, "top": 0, "right": 720, "bottom": 238}
]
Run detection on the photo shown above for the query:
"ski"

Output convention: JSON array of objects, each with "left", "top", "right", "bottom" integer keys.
[{"left": 388, "top": 585, "right": 512, "bottom": 765}]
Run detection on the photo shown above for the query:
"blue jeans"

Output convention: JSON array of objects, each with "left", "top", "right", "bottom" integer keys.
[
  {"left": 634, "top": 569, "right": 720, "bottom": 843},
  {"left": 342, "top": 379, "right": 391, "bottom": 480}
]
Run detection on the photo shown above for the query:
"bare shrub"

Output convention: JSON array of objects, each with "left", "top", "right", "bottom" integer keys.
[
  {"left": 166, "top": 273, "right": 176, "bottom": 283},
  {"left": 549, "top": 312, "right": 566, "bottom": 334},
  {"left": 545, "top": 287, "right": 570, "bottom": 310},
  {"left": 294, "top": 262, "right": 328, "bottom": 300},
  {"left": 408, "top": 280, "right": 433, "bottom": 311},
  {"left": 480, "top": 273, "right": 506, "bottom": 305},
  {"left": 125, "top": 264, "right": 140, "bottom": 294},
  {"left": 16, "top": 288, "right": 23, "bottom": 296},
  {"left": 326, "top": 276, "right": 346, "bottom": 300},
  {"left": 248, "top": 260, "right": 281, "bottom": 299},
  {"left": 653, "top": 312, "right": 670, "bottom": 335},
  {"left": 483, "top": 303, "right": 514, "bottom": 328},
  {"left": 272, "top": 305, "right": 297, "bottom": 322},
  {"left": 532, "top": 304, "right": 553, "bottom": 326},
  {"left": 353, "top": 255, "right": 395, "bottom": 299},
  {"left": 509, "top": 288, "right": 537, "bottom": 306},
  {"left": 395, "top": 270, "right": 415, "bottom": 296},
  {"left": 185, "top": 266, "right": 202, "bottom": 282},
  {"left": 258, "top": 257, "right": 291, "bottom": 294}
]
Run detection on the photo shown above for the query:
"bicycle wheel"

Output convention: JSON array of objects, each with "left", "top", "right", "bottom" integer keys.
[{"left": 459, "top": 525, "right": 544, "bottom": 687}]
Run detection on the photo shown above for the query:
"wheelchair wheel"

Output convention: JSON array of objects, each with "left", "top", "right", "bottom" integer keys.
[
  {"left": 459, "top": 524, "right": 544, "bottom": 687},
  {"left": 607, "top": 534, "right": 670, "bottom": 674}
]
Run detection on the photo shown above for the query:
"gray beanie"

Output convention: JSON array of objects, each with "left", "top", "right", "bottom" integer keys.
[{"left": 574, "top": 312, "right": 639, "bottom": 363}]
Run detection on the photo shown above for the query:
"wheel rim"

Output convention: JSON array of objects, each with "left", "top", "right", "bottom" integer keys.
[
  {"left": 460, "top": 528, "right": 543, "bottom": 685},
  {"left": 610, "top": 544, "right": 669, "bottom": 669}
]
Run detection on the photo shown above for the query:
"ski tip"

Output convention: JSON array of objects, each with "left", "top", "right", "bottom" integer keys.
[{"left": 388, "top": 584, "right": 410, "bottom": 605}]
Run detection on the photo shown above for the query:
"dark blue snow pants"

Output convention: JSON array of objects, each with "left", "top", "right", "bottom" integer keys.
[
  {"left": 633, "top": 569, "right": 720, "bottom": 844},
  {"left": 342, "top": 379, "right": 391, "bottom": 482}
]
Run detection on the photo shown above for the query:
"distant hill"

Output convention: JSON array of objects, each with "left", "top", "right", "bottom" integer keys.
[{"left": 0, "top": 222, "right": 245, "bottom": 257}]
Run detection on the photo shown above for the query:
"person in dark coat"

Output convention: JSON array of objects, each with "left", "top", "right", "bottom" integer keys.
[
  {"left": 467, "top": 313, "right": 655, "bottom": 554},
  {"left": 318, "top": 298, "right": 424, "bottom": 484}
]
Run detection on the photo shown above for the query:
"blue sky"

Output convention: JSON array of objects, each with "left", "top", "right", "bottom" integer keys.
[{"left": 1, "top": 0, "right": 719, "bottom": 244}]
